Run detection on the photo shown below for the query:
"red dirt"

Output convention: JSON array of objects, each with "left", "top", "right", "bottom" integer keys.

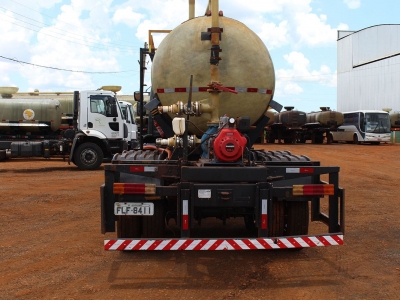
[{"left": 1, "top": 143, "right": 399, "bottom": 299}]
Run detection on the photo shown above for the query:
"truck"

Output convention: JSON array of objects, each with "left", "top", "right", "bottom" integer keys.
[
  {"left": 0, "top": 87, "right": 134, "bottom": 170},
  {"left": 101, "top": 0, "right": 344, "bottom": 251},
  {"left": 119, "top": 100, "right": 139, "bottom": 150},
  {"left": 264, "top": 107, "right": 307, "bottom": 144},
  {"left": 300, "top": 107, "right": 344, "bottom": 144}
]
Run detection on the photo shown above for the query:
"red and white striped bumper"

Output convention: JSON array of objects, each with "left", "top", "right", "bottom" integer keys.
[{"left": 104, "top": 235, "right": 343, "bottom": 251}]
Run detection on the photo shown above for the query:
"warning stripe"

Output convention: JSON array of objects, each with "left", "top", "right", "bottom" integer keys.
[
  {"left": 156, "top": 87, "right": 273, "bottom": 94},
  {"left": 104, "top": 235, "right": 343, "bottom": 251}
]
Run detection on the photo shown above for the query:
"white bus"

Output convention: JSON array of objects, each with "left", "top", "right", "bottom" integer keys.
[{"left": 330, "top": 110, "right": 391, "bottom": 145}]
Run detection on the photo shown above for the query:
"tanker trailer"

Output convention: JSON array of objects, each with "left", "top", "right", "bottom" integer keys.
[
  {"left": 151, "top": 14, "right": 275, "bottom": 137},
  {"left": 0, "top": 89, "right": 131, "bottom": 170},
  {"left": 264, "top": 106, "right": 307, "bottom": 144},
  {"left": 19, "top": 89, "right": 139, "bottom": 130},
  {"left": 101, "top": 1, "right": 344, "bottom": 252},
  {"left": 0, "top": 98, "right": 63, "bottom": 135},
  {"left": 390, "top": 111, "right": 400, "bottom": 130},
  {"left": 302, "top": 107, "right": 344, "bottom": 144}
]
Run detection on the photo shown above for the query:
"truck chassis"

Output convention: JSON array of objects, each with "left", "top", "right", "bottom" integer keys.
[{"left": 101, "top": 150, "right": 344, "bottom": 251}]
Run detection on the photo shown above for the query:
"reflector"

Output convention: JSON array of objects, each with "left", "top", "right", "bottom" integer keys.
[
  {"left": 293, "top": 184, "right": 334, "bottom": 196},
  {"left": 113, "top": 183, "right": 156, "bottom": 195}
]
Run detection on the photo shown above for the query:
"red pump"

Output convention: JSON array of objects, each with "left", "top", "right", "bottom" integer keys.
[{"left": 213, "top": 128, "right": 247, "bottom": 162}]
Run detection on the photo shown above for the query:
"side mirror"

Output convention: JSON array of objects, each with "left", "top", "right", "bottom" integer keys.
[{"left": 134, "top": 91, "right": 141, "bottom": 101}]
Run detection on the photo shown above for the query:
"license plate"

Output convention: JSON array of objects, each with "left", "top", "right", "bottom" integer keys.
[
  {"left": 198, "top": 189, "right": 211, "bottom": 198},
  {"left": 114, "top": 202, "right": 154, "bottom": 215}
]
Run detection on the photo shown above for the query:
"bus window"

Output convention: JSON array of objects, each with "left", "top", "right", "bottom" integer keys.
[{"left": 365, "top": 113, "right": 390, "bottom": 133}]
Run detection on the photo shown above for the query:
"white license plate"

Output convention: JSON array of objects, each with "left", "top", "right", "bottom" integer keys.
[
  {"left": 114, "top": 202, "right": 154, "bottom": 216},
  {"left": 198, "top": 189, "right": 211, "bottom": 198}
]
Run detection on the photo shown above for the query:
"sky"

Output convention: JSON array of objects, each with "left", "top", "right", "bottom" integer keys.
[{"left": 1, "top": 0, "right": 400, "bottom": 113}]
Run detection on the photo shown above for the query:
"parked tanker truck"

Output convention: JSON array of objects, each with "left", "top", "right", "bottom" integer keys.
[
  {"left": 101, "top": 1, "right": 344, "bottom": 251},
  {"left": 390, "top": 111, "right": 400, "bottom": 130},
  {"left": 300, "top": 107, "right": 344, "bottom": 144},
  {"left": 0, "top": 87, "right": 135, "bottom": 170},
  {"left": 264, "top": 107, "right": 307, "bottom": 144}
]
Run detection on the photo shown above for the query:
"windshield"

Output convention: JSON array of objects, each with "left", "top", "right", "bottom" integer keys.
[
  {"left": 90, "top": 95, "right": 116, "bottom": 116},
  {"left": 365, "top": 113, "right": 390, "bottom": 133},
  {"left": 120, "top": 106, "right": 128, "bottom": 120},
  {"left": 127, "top": 105, "right": 135, "bottom": 123},
  {"left": 119, "top": 103, "right": 135, "bottom": 122}
]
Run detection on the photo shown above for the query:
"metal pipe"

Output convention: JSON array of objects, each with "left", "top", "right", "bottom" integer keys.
[
  {"left": 211, "top": 0, "right": 219, "bottom": 27},
  {"left": 209, "top": 0, "right": 220, "bottom": 124},
  {"left": 189, "top": 0, "right": 195, "bottom": 19},
  {"left": 139, "top": 47, "right": 147, "bottom": 150}
]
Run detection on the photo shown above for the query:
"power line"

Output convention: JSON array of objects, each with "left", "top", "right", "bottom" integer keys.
[
  {"left": 2, "top": 1, "right": 142, "bottom": 50},
  {"left": 0, "top": 10, "right": 138, "bottom": 53},
  {"left": 0, "top": 9, "right": 138, "bottom": 52},
  {"left": 0, "top": 55, "right": 137, "bottom": 74}
]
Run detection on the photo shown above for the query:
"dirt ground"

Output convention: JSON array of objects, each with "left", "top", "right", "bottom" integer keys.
[{"left": 0, "top": 142, "right": 399, "bottom": 300}]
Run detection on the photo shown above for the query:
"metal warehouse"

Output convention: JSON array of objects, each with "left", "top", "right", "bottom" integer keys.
[{"left": 337, "top": 24, "right": 400, "bottom": 113}]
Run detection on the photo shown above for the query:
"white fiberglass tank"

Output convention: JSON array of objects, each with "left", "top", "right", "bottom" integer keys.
[{"left": 151, "top": 16, "right": 275, "bottom": 134}]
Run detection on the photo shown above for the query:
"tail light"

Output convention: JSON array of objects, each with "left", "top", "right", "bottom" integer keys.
[
  {"left": 293, "top": 184, "right": 334, "bottom": 196},
  {"left": 113, "top": 183, "right": 156, "bottom": 195}
]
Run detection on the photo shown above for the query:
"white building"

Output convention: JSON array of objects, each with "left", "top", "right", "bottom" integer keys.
[{"left": 337, "top": 24, "right": 400, "bottom": 113}]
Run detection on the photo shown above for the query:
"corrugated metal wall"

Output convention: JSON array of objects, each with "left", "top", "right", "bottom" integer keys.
[{"left": 337, "top": 25, "right": 400, "bottom": 112}]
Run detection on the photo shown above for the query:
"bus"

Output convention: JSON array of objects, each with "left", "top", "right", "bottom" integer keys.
[{"left": 330, "top": 110, "right": 391, "bottom": 144}]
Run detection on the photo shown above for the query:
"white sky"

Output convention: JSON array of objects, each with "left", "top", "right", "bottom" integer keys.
[{"left": 1, "top": 0, "right": 399, "bottom": 112}]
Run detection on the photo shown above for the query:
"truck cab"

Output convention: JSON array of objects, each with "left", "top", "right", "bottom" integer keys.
[
  {"left": 78, "top": 90, "right": 126, "bottom": 140},
  {"left": 68, "top": 90, "right": 128, "bottom": 169},
  {"left": 119, "top": 100, "right": 139, "bottom": 149}
]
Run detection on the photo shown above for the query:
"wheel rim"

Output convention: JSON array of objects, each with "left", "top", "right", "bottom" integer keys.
[{"left": 80, "top": 149, "right": 97, "bottom": 165}]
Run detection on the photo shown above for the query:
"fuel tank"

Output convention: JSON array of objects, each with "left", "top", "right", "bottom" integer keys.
[
  {"left": 0, "top": 98, "right": 62, "bottom": 134},
  {"left": 390, "top": 112, "right": 400, "bottom": 128},
  {"left": 273, "top": 107, "right": 306, "bottom": 127},
  {"left": 306, "top": 108, "right": 344, "bottom": 127},
  {"left": 151, "top": 16, "right": 275, "bottom": 134}
]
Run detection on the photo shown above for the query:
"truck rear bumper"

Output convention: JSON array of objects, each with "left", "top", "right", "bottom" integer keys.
[{"left": 104, "top": 234, "right": 344, "bottom": 251}]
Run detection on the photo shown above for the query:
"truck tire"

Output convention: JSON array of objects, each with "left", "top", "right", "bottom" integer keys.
[
  {"left": 268, "top": 199, "right": 285, "bottom": 237},
  {"left": 314, "top": 135, "right": 324, "bottom": 144},
  {"left": 283, "top": 138, "right": 294, "bottom": 144},
  {"left": 244, "top": 214, "right": 256, "bottom": 232},
  {"left": 142, "top": 200, "right": 165, "bottom": 238},
  {"left": 73, "top": 142, "right": 103, "bottom": 170},
  {"left": 117, "top": 216, "right": 142, "bottom": 238},
  {"left": 268, "top": 199, "right": 309, "bottom": 238},
  {"left": 285, "top": 201, "right": 309, "bottom": 236},
  {"left": 0, "top": 150, "right": 6, "bottom": 161},
  {"left": 268, "top": 136, "right": 275, "bottom": 144}
]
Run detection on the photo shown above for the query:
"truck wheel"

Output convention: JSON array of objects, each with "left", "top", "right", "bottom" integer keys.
[
  {"left": 73, "top": 142, "right": 103, "bottom": 170},
  {"left": 117, "top": 216, "right": 142, "bottom": 238},
  {"left": 142, "top": 200, "right": 165, "bottom": 238},
  {"left": 353, "top": 135, "right": 360, "bottom": 145},
  {"left": 285, "top": 201, "right": 309, "bottom": 236},
  {"left": 244, "top": 214, "right": 256, "bottom": 232},
  {"left": 268, "top": 199, "right": 285, "bottom": 237},
  {"left": 315, "top": 135, "right": 324, "bottom": 144},
  {"left": 0, "top": 150, "right": 6, "bottom": 161},
  {"left": 298, "top": 135, "right": 306, "bottom": 143},
  {"left": 283, "top": 138, "right": 293, "bottom": 144}
]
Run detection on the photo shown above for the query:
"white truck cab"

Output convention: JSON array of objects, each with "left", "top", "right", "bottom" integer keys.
[
  {"left": 79, "top": 90, "right": 126, "bottom": 140},
  {"left": 68, "top": 89, "right": 128, "bottom": 169},
  {"left": 119, "top": 100, "right": 139, "bottom": 149}
]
